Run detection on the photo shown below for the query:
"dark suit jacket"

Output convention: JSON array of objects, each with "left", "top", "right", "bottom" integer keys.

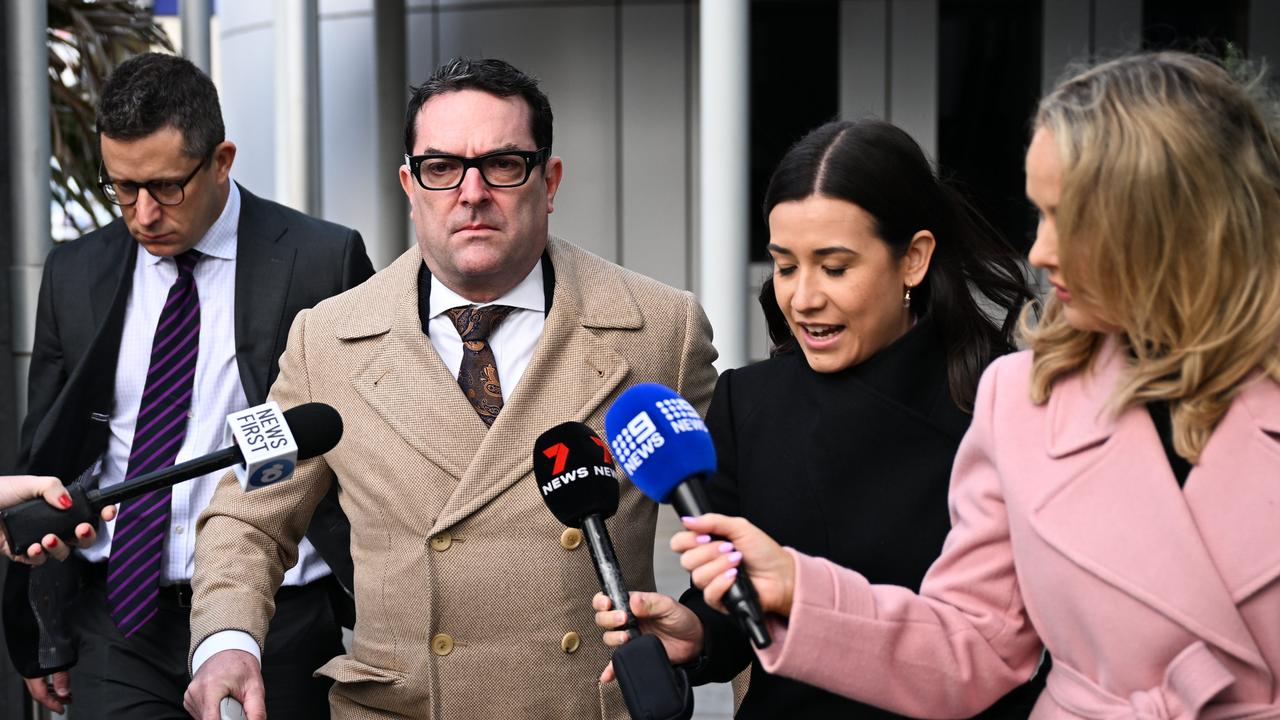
[
  {"left": 682, "top": 316, "right": 1044, "bottom": 718},
  {"left": 2, "top": 185, "right": 374, "bottom": 677}
]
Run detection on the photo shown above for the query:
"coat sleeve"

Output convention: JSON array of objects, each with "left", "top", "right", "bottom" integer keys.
[
  {"left": 18, "top": 251, "right": 67, "bottom": 468},
  {"left": 675, "top": 293, "right": 718, "bottom": 416},
  {"left": 753, "top": 357, "right": 1044, "bottom": 719},
  {"left": 341, "top": 229, "right": 376, "bottom": 289},
  {"left": 680, "top": 369, "right": 758, "bottom": 684},
  {"left": 188, "top": 308, "right": 338, "bottom": 669}
]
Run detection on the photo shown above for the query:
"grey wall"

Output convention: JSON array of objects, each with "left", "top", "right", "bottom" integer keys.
[{"left": 221, "top": 0, "right": 699, "bottom": 285}]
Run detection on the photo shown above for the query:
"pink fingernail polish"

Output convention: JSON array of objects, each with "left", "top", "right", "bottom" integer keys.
[
  {"left": 729, "top": 551, "right": 742, "bottom": 563},
  {"left": 719, "top": 542, "right": 734, "bottom": 553},
  {"left": 724, "top": 568, "right": 738, "bottom": 578},
  {"left": 680, "top": 516, "right": 695, "bottom": 523},
  {"left": 695, "top": 534, "right": 711, "bottom": 543}
]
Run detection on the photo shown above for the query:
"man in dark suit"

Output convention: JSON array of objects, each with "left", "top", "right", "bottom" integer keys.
[{"left": 1, "top": 53, "right": 373, "bottom": 719}]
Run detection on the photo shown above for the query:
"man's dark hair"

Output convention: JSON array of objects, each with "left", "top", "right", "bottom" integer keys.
[
  {"left": 97, "top": 52, "right": 225, "bottom": 158},
  {"left": 403, "top": 57, "right": 553, "bottom": 155}
]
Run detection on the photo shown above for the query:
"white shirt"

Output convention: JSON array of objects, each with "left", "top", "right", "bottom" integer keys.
[
  {"left": 195, "top": 258, "right": 548, "bottom": 673},
  {"left": 79, "top": 182, "right": 329, "bottom": 587},
  {"left": 426, "top": 259, "right": 547, "bottom": 398}
]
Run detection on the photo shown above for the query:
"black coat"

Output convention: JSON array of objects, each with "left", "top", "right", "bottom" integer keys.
[
  {"left": 682, "top": 317, "right": 1044, "bottom": 718},
  {"left": 2, "top": 186, "right": 375, "bottom": 677}
]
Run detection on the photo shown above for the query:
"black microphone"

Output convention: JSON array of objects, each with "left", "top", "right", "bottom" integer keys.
[
  {"left": 532, "top": 421, "right": 639, "bottom": 640},
  {"left": 1, "top": 402, "right": 342, "bottom": 556}
]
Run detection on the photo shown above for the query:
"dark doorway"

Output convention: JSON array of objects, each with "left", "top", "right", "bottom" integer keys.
[
  {"left": 938, "top": 0, "right": 1043, "bottom": 254},
  {"left": 748, "top": 0, "right": 840, "bottom": 261}
]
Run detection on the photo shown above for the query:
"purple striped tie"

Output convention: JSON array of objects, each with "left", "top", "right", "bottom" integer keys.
[{"left": 108, "top": 250, "right": 201, "bottom": 637}]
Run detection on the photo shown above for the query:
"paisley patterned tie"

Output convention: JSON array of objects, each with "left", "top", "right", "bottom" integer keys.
[{"left": 447, "top": 305, "right": 517, "bottom": 426}]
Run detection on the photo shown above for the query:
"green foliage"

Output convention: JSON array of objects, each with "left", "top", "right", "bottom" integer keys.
[{"left": 48, "top": 0, "right": 173, "bottom": 233}]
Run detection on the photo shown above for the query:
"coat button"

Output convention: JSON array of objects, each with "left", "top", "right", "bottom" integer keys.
[
  {"left": 431, "top": 633, "right": 454, "bottom": 656},
  {"left": 430, "top": 532, "right": 452, "bottom": 551},
  {"left": 561, "top": 631, "right": 581, "bottom": 654},
  {"left": 560, "top": 528, "right": 583, "bottom": 550}
]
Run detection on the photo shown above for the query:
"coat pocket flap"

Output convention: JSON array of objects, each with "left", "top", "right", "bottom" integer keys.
[{"left": 315, "top": 655, "right": 406, "bottom": 685}]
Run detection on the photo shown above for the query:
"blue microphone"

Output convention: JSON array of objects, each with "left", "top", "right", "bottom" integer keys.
[{"left": 605, "top": 383, "right": 771, "bottom": 648}]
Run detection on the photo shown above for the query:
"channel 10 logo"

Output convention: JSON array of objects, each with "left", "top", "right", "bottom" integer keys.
[{"left": 248, "top": 459, "right": 295, "bottom": 488}]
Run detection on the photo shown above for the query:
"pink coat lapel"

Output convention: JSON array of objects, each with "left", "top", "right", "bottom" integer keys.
[{"left": 1030, "top": 341, "right": 1271, "bottom": 676}]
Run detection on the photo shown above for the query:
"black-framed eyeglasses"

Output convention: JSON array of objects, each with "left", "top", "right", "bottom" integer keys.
[
  {"left": 98, "top": 154, "right": 211, "bottom": 207},
  {"left": 404, "top": 147, "right": 550, "bottom": 191}
]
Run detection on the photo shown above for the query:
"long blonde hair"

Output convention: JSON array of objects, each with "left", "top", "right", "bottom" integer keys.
[{"left": 1021, "top": 52, "right": 1280, "bottom": 463}]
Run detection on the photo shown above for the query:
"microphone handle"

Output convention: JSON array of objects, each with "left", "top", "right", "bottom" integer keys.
[
  {"left": 0, "top": 485, "right": 94, "bottom": 556},
  {"left": 0, "top": 445, "right": 245, "bottom": 557},
  {"left": 581, "top": 514, "right": 640, "bottom": 641},
  {"left": 669, "top": 480, "right": 772, "bottom": 649}
]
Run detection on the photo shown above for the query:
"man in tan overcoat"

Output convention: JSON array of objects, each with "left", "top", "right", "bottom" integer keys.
[{"left": 183, "top": 57, "right": 717, "bottom": 719}]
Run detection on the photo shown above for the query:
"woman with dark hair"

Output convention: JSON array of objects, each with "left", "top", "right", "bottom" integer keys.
[{"left": 594, "top": 118, "right": 1041, "bottom": 718}]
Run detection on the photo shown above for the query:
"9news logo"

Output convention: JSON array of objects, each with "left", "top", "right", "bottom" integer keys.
[{"left": 611, "top": 411, "right": 666, "bottom": 474}]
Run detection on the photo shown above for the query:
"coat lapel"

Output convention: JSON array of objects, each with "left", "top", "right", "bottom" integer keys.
[
  {"left": 234, "top": 186, "right": 296, "bottom": 405},
  {"left": 1029, "top": 340, "right": 1269, "bottom": 674},
  {"left": 431, "top": 238, "right": 638, "bottom": 533},
  {"left": 88, "top": 223, "right": 136, "bottom": 331},
  {"left": 346, "top": 248, "right": 489, "bottom": 483},
  {"left": 1185, "top": 374, "right": 1280, "bottom": 604}
]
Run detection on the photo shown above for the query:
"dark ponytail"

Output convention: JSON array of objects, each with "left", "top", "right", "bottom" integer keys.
[{"left": 760, "top": 119, "right": 1033, "bottom": 410}]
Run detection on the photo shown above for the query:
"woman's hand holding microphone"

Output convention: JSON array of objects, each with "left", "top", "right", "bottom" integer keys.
[{"left": 592, "top": 513, "right": 797, "bottom": 682}]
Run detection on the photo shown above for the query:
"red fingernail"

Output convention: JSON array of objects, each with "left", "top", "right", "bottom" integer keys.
[
  {"left": 58, "top": 495, "right": 73, "bottom": 509},
  {"left": 48, "top": 537, "right": 58, "bottom": 547}
]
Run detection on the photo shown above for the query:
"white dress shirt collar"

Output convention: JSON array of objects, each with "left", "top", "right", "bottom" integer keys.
[{"left": 428, "top": 258, "right": 545, "bottom": 318}]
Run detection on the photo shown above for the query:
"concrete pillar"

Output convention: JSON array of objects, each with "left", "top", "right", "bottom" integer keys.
[
  {"left": 373, "top": 0, "right": 408, "bottom": 269},
  {"left": 698, "top": 0, "right": 749, "bottom": 372},
  {"left": 275, "top": 0, "right": 321, "bottom": 214},
  {"left": 181, "top": 0, "right": 212, "bottom": 74},
  {"left": 7, "top": 0, "right": 50, "bottom": 429}
]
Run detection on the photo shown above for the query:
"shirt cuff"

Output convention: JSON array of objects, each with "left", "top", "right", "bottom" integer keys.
[{"left": 192, "top": 630, "right": 261, "bottom": 676}]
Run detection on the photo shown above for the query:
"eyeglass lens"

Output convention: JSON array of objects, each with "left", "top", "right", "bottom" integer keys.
[
  {"left": 419, "top": 154, "right": 530, "bottom": 189},
  {"left": 104, "top": 180, "right": 187, "bottom": 206}
]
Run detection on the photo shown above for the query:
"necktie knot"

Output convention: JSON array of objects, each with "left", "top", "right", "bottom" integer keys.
[
  {"left": 175, "top": 250, "right": 202, "bottom": 277},
  {"left": 447, "top": 304, "right": 516, "bottom": 344}
]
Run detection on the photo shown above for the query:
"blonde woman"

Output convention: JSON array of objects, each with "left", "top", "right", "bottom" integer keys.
[{"left": 655, "top": 52, "right": 1280, "bottom": 718}]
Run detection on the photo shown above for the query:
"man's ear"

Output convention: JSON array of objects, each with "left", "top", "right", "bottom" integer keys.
[
  {"left": 543, "top": 156, "right": 564, "bottom": 214},
  {"left": 212, "top": 141, "right": 237, "bottom": 183}
]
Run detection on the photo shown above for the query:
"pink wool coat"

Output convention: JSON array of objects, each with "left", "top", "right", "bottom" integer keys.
[{"left": 756, "top": 344, "right": 1280, "bottom": 719}]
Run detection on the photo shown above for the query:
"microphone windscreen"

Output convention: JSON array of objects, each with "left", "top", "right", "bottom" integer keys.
[
  {"left": 604, "top": 384, "right": 715, "bottom": 504},
  {"left": 533, "top": 421, "right": 621, "bottom": 526},
  {"left": 282, "top": 403, "right": 343, "bottom": 460}
]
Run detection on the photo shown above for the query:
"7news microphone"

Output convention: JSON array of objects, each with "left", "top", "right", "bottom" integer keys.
[
  {"left": 532, "top": 421, "right": 694, "bottom": 720},
  {"left": 533, "top": 421, "right": 639, "bottom": 639},
  {"left": 605, "top": 383, "right": 772, "bottom": 649},
  {"left": 1, "top": 401, "right": 342, "bottom": 556}
]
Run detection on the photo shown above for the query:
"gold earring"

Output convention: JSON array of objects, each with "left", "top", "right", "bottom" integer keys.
[{"left": 903, "top": 286, "right": 912, "bottom": 308}]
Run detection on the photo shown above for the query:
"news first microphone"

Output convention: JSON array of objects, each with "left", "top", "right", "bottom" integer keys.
[
  {"left": 532, "top": 421, "right": 640, "bottom": 640},
  {"left": 0, "top": 402, "right": 342, "bottom": 557},
  {"left": 604, "top": 384, "right": 771, "bottom": 649}
]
